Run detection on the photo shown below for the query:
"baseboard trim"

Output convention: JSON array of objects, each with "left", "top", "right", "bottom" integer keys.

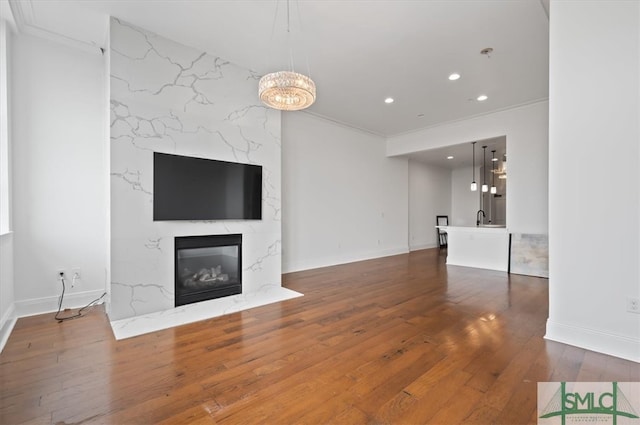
[
  {"left": 283, "top": 246, "right": 410, "bottom": 274},
  {"left": 0, "top": 303, "right": 17, "bottom": 353},
  {"left": 14, "top": 289, "right": 106, "bottom": 318},
  {"left": 409, "top": 243, "right": 438, "bottom": 251},
  {"left": 545, "top": 319, "right": 640, "bottom": 363}
]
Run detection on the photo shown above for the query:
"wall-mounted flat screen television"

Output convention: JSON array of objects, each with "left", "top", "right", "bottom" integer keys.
[{"left": 153, "top": 152, "right": 262, "bottom": 221}]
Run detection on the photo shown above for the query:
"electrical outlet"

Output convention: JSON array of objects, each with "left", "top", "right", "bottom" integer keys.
[
  {"left": 71, "top": 268, "right": 81, "bottom": 288},
  {"left": 627, "top": 297, "right": 640, "bottom": 314},
  {"left": 71, "top": 268, "right": 81, "bottom": 280}
]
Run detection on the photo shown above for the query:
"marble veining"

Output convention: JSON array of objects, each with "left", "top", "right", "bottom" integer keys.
[
  {"left": 112, "top": 281, "right": 174, "bottom": 318},
  {"left": 110, "top": 169, "right": 153, "bottom": 196},
  {"left": 144, "top": 238, "right": 163, "bottom": 252},
  {"left": 110, "top": 99, "right": 180, "bottom": 152},
  {"left": 111, "top": 19, "right": 228, "bottom": 103},
  {"left": 245, "top": 240, "right": 281, "bottom": 273},
  {"left": 110, "top": 18, "right": 283, "bottom": 322}
]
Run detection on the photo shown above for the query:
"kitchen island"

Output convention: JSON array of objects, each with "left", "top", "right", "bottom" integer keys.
[{"left": 436, "top": 226, "right": 509, "bottom": 272}]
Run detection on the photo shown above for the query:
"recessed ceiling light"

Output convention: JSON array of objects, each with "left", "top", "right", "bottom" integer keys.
[
  {"left": 477, "top": 95, "right": 488, "bottom": 101},
  {"left": 447, "top": 156, "right": 454, "bottom": 160},
  {"left": 480, "top": 47, "right": 494, "bottom": 57},
  {"left": 448, "top": 73, "right": 461, "bottom": 81},
  {"left": 384, "top": 97, "right": 394, "bottom": 104}
]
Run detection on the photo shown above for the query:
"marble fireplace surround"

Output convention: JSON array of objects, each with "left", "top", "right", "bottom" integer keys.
[
  {"left": 109, "top": 18, "right": 301, "bottom": 340},
  {"left": 110, "top": 284, "right": 302, "bottom": 340}
]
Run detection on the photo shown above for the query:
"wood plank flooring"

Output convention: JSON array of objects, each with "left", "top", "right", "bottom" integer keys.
[{"left": 1, "top": 248, "right": 638, "bottom": 424}]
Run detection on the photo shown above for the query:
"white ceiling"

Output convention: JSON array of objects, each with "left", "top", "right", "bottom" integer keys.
[
  {"left": 7, "top": 0, "right": 543, "bottom": 172},
  {"left": 8, "top": 0, "right": 549, "bottom": 140}
]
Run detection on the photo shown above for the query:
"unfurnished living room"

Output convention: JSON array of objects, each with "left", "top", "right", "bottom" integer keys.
[{"left": 0, "top": 1, "right": 639, "bottom": 424}]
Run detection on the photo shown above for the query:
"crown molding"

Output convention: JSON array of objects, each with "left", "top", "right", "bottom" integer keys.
[
  {"left": 538, "top": 0, "right": 550, "bottom": 20},
  {"left": 389, "top": 97, "right": 549, "bottom": 140},
  {"left": 0, "top": 0, "right": 17, "bottom": 31},
  {"left": 300, "top": 110, "right": 386, "bottom": 139},
  {"left": 8, "top": 0, "right": 103, "bottom": 54}
]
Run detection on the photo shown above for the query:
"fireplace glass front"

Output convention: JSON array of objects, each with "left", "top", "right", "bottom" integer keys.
[{"left": 175, "top": 234, "right": 242, "bottom": 307}]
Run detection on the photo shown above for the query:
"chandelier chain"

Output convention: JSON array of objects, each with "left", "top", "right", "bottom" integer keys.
[{"left": 259, "top": 0, "right": 316, "bottom": 111}]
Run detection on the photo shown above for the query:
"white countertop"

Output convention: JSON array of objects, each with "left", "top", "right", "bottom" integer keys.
[{"left": 437, "top": 225, "right": 508, "bottom": 233}]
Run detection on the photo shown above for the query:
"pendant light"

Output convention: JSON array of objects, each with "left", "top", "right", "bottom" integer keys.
[
  {"left": 470, "top": 142, "right": 477, "bottom": 191},
  {"left": 259, "top": 0, "right": 316, "bottom": 111},
  {"left": 481, "top": 145, "right": 488, "bottom": 193},
  {"left": 490, "top": 150, "right": 497, "bottom": 194}
]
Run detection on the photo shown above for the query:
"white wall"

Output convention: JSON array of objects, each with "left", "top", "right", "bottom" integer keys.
[
  {"left": 450, "top": 165, "right": 481, "bottom": 227},
  {"left": 0, "top": 232, "right": 14, "bottom": 346},
  {"left": 0, "top": 19, "right": 16, "bottom": 351},
  {"left": 387, "top": 101, "right": 549, "bottom": 235},
  {"left": 408, "top": 160, "right": 450, "bottom": 250},
  {"left": 547, "top": 1, "right": 640, "bottom": 362},
  {"left": 11, "top": 33, "right": 108, "bottom": 315},
  {"left": 282, "top": 112, "right": 409, "bottom": 273},
  {"left": 0, "top": 19, "right": 10, "bottom": 235}
]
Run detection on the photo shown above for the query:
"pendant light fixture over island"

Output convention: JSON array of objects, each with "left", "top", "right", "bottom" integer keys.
[
  {"left": 470, "top": 142, "right": 477, "bottom": 192},
  {"left": 481, "top": 145, "right": 489, "bottom": 193}
]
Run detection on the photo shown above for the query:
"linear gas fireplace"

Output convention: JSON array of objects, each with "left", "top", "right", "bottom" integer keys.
[{"left": 175, "top": 234, "right": 242, "bottom": 307}]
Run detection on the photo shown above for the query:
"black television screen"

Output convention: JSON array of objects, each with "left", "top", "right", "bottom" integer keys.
[{"left": 153, "top": 152, "right": 262, "bottom": 221}]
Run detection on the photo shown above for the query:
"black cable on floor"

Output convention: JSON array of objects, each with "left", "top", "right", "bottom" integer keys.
[{"left": 55, "top": 276, "right": 107, "bottom": 323}]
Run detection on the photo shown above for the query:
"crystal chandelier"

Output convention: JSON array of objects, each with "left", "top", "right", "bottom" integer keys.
[
  {"left": 259, "top": 0, "right": 316, "bottom": 111},
  {"left": 259, "top": 71, "right": 316, "bottom": 111}
]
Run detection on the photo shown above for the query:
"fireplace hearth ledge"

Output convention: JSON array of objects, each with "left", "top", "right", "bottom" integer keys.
[{"left": 109, "top": 286, "right": 303, "bottom": 340}]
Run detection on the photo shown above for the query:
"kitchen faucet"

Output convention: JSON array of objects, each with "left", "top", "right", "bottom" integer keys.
[{"left": 476, "top": 209, "right": 485, "bottom": 227}]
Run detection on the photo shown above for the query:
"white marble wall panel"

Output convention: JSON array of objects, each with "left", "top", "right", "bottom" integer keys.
[
  {"left": 510, "top": 233, "right": 549, "bottom": 278},
  {"left": 110, "top": 18, "right": 282, "bottom": 321}
]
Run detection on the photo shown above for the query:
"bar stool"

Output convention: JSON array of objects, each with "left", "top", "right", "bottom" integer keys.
[{"left": 436, "top": 215, "right": 448, "bottom": 248}]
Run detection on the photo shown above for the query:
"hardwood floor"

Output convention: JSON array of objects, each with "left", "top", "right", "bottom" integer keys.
[{"left": 0, "top": 248, "right": 637, "bottom": 424}]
